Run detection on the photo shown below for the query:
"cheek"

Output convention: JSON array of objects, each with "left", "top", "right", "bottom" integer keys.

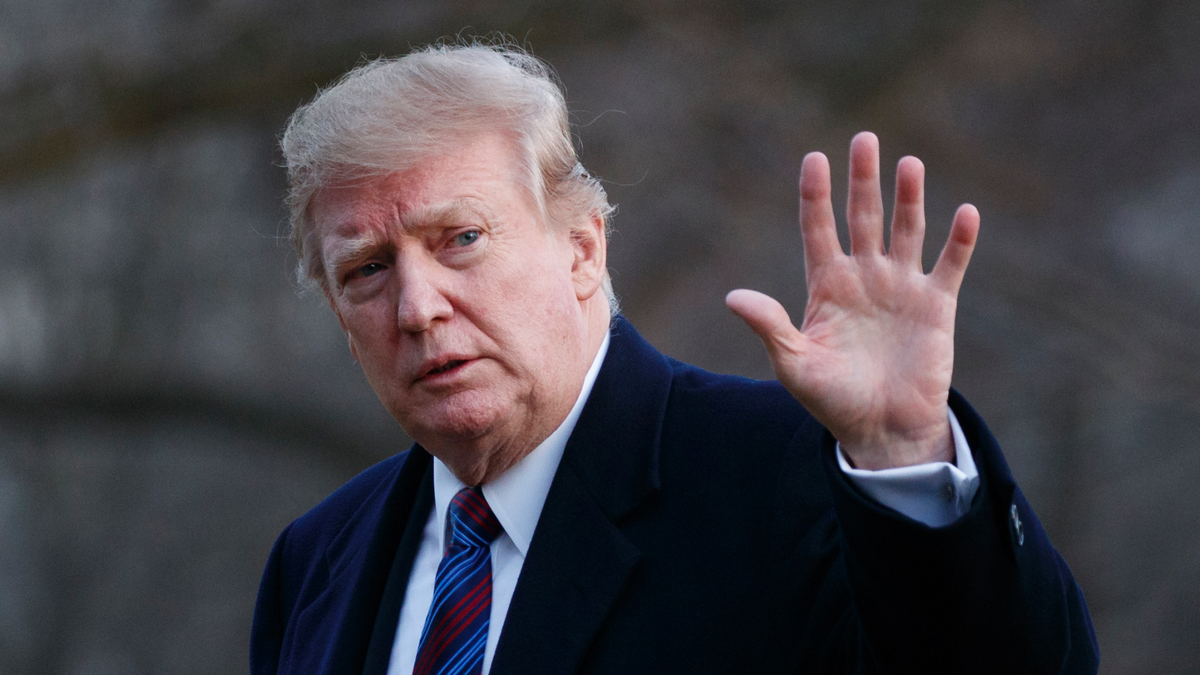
[
  {"left": 496, "top": 271, "right": 582, "bottom": 374},
  {"left": 493, "top": 268, "right": 576, "bottom": 336},
  {"left": 341, "top": 303, "right": 399, "bottom": 358}
]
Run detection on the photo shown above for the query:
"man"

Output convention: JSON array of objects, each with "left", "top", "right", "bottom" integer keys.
[{"left": 251, "top": 43, "right": 1099, "bottom": 674}]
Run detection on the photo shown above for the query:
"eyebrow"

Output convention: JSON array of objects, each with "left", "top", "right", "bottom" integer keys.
[
  {"left": 322, "top": 198, "right": 496, "bottom": 279},
  {"left": 401, "top": 198, "right": 495, "bottom": 231},
  {"left": 323, "top": 232, "right": 386, "bottom": 279}
]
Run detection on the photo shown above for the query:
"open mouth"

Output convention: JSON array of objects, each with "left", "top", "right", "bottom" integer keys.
[
  {"left": 428, "top": 359, "right": 466, "bottom": 376},
  {"left": 420, "top": 358, "right": 473, "bottom": 381}
]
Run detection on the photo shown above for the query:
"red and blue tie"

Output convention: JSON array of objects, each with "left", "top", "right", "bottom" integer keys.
[{"left": 413, "top": 487, "right": 503, "bottom": 675}]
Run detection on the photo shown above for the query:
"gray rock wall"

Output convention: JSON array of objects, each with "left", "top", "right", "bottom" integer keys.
[{"left": 1, "top": 1, "right": 1197, "bottom": 673}]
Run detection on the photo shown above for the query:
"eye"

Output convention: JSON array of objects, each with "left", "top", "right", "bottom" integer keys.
[
  {"left": 357, "top": 262, "right": 386, "bottom": 278},
  {"left": 452, "top": 230, "right": 480, "bottom": 247}
]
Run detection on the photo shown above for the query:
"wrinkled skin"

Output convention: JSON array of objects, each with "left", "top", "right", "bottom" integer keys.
[
  {"left": 727, "top": 132, "right": 979, "bottom": 470},
  {"left": 312, "top": 133, "right": 611, "bottom": 485}
]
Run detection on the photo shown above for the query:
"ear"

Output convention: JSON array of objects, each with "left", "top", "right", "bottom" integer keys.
[
  {"left": 325, "top": 288, "right": 359, "bottom": 362},
  {"left": 569, "top": 213, "right": 608, "bottom": 302}
]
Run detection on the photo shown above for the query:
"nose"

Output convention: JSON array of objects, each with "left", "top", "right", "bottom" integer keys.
[{"left": 394, "top": 254, "right": 453, "bottom": 333}]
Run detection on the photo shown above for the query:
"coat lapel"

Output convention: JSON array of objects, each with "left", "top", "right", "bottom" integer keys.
[
  {"left": 489, "top": 317, "right": 673, "bottom": 675},
  {"left": 361, "top": 463, "right": 434, "bottom": 675},
  {"left": 290, "top": 447, "right": 432, "bottom": 675}
]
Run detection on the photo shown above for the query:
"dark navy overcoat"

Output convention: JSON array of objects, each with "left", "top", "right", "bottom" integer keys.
[{"left": 251, "top": 317, "right": 1099, "bottom": 674}]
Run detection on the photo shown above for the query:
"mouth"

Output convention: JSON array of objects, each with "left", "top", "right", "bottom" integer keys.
[{"left": 417, "top": 357, "right": 475, "bottom": 382}]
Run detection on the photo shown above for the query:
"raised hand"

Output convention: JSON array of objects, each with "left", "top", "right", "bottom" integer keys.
[{"left": 726, "top": 132, "right": 979, "bottom": 470}]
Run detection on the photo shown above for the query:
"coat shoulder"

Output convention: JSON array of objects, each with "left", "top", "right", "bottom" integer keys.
[
  {"left": 656, "top": 357, "right": 831, "bottom": 520},
  {"left": 663, "top": 356, "right": 820, "bottom": 448},
  {"left": 280, "top": 451, "right": 411, "bottom": 563}
]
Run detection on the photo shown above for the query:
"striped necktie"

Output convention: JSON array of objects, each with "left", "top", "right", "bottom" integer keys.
[{"left": 413, "top": 486, "right": 503, "bottom": 675}]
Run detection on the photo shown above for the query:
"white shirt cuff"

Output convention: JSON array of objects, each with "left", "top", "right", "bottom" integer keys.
[{"left": 836, "top": 408, "right": 980, "bottom": 527}]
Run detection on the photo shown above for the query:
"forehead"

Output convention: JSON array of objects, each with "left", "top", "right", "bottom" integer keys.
[{"left": 310, "top": 133, "right": 533, "bottom": 235}]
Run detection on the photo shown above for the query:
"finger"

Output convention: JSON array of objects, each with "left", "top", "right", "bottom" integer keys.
[
  {"left": 847, "top": 132, "right": 885, "bottom": 257},
  {"left": 931, "top": 204, "right": 980, "bottom": 293},
  {"left": 799, "top": 152, "right": 842, "bottom": 276},
  {"left": 725, "top": 289, "right": 807, "bottom": 363},
  {"left": 889, "top": 156, "right": 927, "bottom": 270}
]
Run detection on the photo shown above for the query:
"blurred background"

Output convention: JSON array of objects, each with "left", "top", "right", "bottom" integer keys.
[{"left": 0, "top": 0, "right": 1197, "bottom": 673}]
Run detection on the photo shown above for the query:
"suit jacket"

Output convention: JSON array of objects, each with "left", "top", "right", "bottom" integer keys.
[{"left": 251, "top": 317, "right": 1099, "bottom": 674}]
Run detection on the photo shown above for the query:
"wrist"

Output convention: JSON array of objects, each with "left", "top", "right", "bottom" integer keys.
[{"left": 839, "top": 422, "right": 954, "bottom": 470}]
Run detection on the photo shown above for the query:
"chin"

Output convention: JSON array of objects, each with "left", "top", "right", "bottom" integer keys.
[{"left": 396, "top": 390, "right": 514, "bottom": 448}]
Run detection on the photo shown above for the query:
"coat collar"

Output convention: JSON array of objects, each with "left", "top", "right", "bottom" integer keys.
[
  {"left": 490, "top": 315, "right": 672, "bottom": 675},
  {"left": 566, "top": 316, "right": 669, "bottom": 520}
]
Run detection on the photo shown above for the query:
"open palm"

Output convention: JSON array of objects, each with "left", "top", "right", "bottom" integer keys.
[{"left": 727, "top": 133, "right": 979, "bottom": 470}]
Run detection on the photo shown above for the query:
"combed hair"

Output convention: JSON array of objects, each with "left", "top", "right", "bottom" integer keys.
[{"left": 281, "top": 40, "right": 618, "bottom": 312}]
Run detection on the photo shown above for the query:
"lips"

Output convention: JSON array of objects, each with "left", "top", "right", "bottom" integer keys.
[
  {"left": 416, "top": 356, "right": 476, "bottom": 382},
  {"left": 428, "top": 360, "right": 465, "bottom": 375}
]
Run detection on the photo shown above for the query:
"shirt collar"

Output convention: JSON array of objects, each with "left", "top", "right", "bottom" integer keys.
[{"left": 432, "top": 330, "right": 611, "bottom": 556}]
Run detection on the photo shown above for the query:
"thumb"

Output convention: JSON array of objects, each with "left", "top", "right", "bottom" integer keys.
[{"left": 725, "top": 289, "right": 806, "bottom": 362}]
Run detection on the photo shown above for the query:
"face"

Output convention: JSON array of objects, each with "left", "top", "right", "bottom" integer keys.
[{"left": 312, "top": 133, "right": 607, "bottom": 482}]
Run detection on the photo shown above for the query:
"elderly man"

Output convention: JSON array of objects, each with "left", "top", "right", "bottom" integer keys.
[{"left": 251, "top": 44, "right": 1098, "bottom": 674}]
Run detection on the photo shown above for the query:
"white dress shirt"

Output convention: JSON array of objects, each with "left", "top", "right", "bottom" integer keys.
[{"left": 388, "top": 331, "right": 980, "bottom": 675}]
